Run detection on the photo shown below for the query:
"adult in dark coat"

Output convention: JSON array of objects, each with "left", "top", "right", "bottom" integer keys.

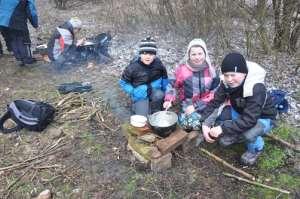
[
  {"left": 0, "top": 0, "right": 38, "bottom": 66},
  {"left": 47, "top": 18, "right": 83, "bottom": 62}
]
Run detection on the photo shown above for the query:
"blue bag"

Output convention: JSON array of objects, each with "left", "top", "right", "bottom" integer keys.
[{"left": 268, "top": 89, "right": 289, "bottom": 114}]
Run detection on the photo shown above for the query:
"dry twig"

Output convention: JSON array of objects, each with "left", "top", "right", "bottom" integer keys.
[
  {"left": 138, "top": 187, "right": 164, "bottom": 199},
  {"left": 266, "top": 134, "right": 300, "bottom": 152},
  {"left": 0, "top": 139, "right": 66, "bottom": 172},
  {"left": 223, "top": 172, "right": 290, "bottom": 195},
  {"left": 200, "top": 148, "right": 256, "bottom": 181}
]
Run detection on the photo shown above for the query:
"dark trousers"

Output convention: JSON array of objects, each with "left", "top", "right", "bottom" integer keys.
[
  {"left": 9, "top": 29, "right": 34, "bottom": 64},
  {"left": 217, "top": 106, "right": 273, "bottom": 152},
  {"left": 132, "top": 89, "right": 165, "bottom": 116},
  {"left": 0, "top": 40, "right": 2, "bottom": 54},
  {"left": 1, "top": 28, "right": 12, "bottom": 52}
]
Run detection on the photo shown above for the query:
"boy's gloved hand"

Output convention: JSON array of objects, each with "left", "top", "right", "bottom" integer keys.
[{"left": 133, "top": 84, "right": 148, "bottom": 100}]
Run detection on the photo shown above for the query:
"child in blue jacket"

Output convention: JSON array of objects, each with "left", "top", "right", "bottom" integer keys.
[{"left": 119, "top": 37, "right": 168, "bottom": 116}]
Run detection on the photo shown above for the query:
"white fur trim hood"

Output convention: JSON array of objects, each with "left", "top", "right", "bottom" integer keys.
[
  {"left": 183, "top": 38, "right": 216, "bottom": 78},
  {"left": 221, "top": 61, "right": 266, "bottom": 97},
  {"left": 243, "top": 61, "right": 266, "bottom": 97}
]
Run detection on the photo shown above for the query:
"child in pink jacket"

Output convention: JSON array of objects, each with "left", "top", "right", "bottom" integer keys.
[{"left": 163, "top": 38, "right": 219, "bottom": 131}]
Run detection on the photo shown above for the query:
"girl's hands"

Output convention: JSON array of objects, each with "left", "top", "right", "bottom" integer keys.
[
  {"left": 163, "top": 101, "right": 172, "bottom": 110},
  {"left": 185, "top": 105, "right": 195, "bottom": 115}
]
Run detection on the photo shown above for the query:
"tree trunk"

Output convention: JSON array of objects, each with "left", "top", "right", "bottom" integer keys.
[
  {"left": 290, "top": 22, "right": 300, "bottom": 52},
  {"left": 273, "top": 0, "right": 282, "bottom": 48},
  {"left": 273, "top": 0, "right": 298, "bottom": 51},
  {"left": 289, "top": 4, "right": 300, "bottom": 52},
  {"left": 161, "top": 0, "right": 176, "bottom": 26},
  {"left": 256, "top": 0, "right": 270, "bottom": 53}
]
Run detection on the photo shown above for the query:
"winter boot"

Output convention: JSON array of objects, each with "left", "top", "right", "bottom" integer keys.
[
  {"left": 240, "top": 150, "right": 262, "bottom": 166},
  {"left": 23, "top": 43, "right": 37, "bottom": 65},
  {"left": 241, "top": 136, "right": 264, "bottom": 166}
]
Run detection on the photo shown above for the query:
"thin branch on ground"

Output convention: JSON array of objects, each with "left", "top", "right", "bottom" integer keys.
[
  {"left": 138, "top": 187, "right": 164, "bottom": 199},
  {"left": 223, "top": 172, "right": 290, "bottom": 195},
  {"left": 266, "top": 134, "right": 300, "bottom": 152},
  {"left": 200, "top": 147, "right": 256, "bottom": 181}
]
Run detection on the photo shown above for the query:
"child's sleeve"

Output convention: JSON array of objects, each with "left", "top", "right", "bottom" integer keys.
[{"left": 119, "top": 66, "right": 134, "bottom": 95}]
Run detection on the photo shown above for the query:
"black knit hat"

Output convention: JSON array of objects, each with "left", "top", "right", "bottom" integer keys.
[
  {"left": 221, "top": 52, "right": 248, "bottom": 74},
  {"left": 139, "top": 36, "right": 157, "bottom": 55}
]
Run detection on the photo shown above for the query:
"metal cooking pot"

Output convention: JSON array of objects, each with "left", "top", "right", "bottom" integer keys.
[{"left": 148, "top": 111, "right": 178, "bottom": 137}]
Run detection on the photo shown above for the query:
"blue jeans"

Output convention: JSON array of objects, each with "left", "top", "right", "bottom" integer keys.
[{"left": 219, "top": 106, "right": 273, "bottom": 152}]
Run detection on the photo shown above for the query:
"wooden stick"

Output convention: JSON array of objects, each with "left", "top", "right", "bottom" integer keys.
[
  {"left": 33, "top": 164, "right": 63, "bottom": 170},
  {"left": 266, "top": 134, "right": 300, "bottom": 152},
  {"left": 223, "top": 172, "right": 290, "bottom": 195},
  {"left": 138, "top": 187, "right": 164, "bottom": 199},
  {"left": 42, "top": 137, "right": 65, "bottom": 154},
  {"left": 200, "top": 148, "right": 256, "bottom": 181},
  {"left": 95, "top": 112, "right": 119, "bottom": 132}
]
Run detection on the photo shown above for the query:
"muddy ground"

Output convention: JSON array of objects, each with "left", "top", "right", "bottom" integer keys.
[
  {"left": 0, "top": 56, "right": 246, "bottom": 199},
  {"left": 0, "top": 0, "right": 299, "bottom": 199}
]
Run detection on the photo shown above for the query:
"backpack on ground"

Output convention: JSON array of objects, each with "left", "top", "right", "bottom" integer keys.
[
  {"left": 0, "top": 100, "right": 55, "bottom": 133},
  {"left": 268, "top": 89, "right": 289, "bottom": 114}
]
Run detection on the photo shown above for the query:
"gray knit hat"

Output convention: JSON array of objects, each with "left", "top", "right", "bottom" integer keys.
[{"left": 139, "top": 36, "right": 157, "bottom": 55}]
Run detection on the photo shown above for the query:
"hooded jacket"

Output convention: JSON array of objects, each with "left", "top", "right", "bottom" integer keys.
[
  {"left": 119, "top": 57, "right": 168, "bottom": 102},
  {"left": 47, "top": 22, "right": 76, "bottom": 61},
  {"left": 202, "top": 61, "right": 277, "bottom": 135},
  {"left": 0, "top": 0, "right": 38, "bottom": 30},
  {"left": 164, "top": 39, "right": 219, "bottom": 112}
]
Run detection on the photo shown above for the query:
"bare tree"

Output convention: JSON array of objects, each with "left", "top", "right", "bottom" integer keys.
[
  {"left": 159, "top": 0, "right": 177, "bottom": 26},
  {"left": 289, "top": 3, "right": 300, "bottom": 52},
  {"left": 273, "top": 0, "right": 299, "bottom": 52}
]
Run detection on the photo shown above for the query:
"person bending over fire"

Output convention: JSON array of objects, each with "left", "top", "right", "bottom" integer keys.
[{"left": 47, "top": 17, "right": 85, "bottom": 68}]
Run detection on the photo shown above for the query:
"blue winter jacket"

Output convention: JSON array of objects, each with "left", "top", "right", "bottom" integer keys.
[
  {"left": 119, "top": 58, "right": 168, "bottom": 102},
  {"left": 0, "top": 0, "right": 38, "bottom": 30}
]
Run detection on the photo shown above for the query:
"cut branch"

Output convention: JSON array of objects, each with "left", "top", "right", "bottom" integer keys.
[
  {"left": 223, "top": 172, "right": 290, "bottom": 195},
  {"left": 266, "top": 134, "right": 300, "bottom": 152},
  {"left": 200, "top": 148, "right": 256, "bottom": 181}
]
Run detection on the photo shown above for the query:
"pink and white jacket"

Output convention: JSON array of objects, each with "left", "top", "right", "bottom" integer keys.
[{"left": 164, "top": 39, "right": 219, "bottom": 112}]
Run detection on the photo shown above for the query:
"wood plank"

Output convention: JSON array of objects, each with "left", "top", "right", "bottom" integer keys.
[
  {"left": 155, "top": 128, "right": 188, "bottom": 155},
  {"left": 150, "top": 153, "right": 172, "bottom": 172}
]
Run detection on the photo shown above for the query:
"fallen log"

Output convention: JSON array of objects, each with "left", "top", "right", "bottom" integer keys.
[{"left": 200, "top": 148, "right": 255, "bottom": 181}]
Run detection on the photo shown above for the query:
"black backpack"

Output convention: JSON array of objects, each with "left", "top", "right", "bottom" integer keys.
[{"left": 0, "top": 100, "right": 55, "bottom": 133}]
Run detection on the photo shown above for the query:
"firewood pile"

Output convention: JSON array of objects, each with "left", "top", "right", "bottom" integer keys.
[{"left": 54, "top": 93, "right": 120, "bottom": 132}]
